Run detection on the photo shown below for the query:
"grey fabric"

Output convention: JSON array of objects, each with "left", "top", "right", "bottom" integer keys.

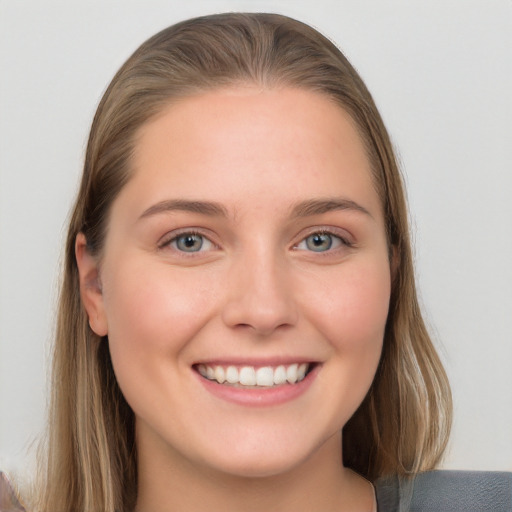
[
  {"left": 375, "top": 474, "right": 414, "bottom": 512},
  {"left": 374, "top": 474, "right": 400, "bottom": 511},
  {"left": 375, "top": 470, "right": 512, "bottom": 512}
]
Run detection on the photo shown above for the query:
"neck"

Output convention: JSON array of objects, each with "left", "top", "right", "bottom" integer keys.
[{"left": 135, "top": 432, "right": 374, "bottom": 512}]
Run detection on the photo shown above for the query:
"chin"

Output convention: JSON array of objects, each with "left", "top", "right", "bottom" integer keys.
[
  {"left": 195, "top": 428, "right": 336, "bottom": 480},
  {"left": 208, "top": 452, "right": 307, "bottom": 480}
]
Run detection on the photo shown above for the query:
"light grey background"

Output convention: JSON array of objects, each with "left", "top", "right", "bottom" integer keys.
[{"left": 1, "top": 1, "right": 511, "bottom": 478}]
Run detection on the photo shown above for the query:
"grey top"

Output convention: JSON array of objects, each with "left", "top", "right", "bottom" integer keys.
[{"left": 375, "top": 470, "right": 512, "bottom": 512}]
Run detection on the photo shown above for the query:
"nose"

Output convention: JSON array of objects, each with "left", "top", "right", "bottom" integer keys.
[{"left": 221, "top": 250, "right": 298, "bottom": 336}]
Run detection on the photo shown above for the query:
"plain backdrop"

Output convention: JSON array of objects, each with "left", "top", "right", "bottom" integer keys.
[{"left": 1, "top": 0, "right": 511, "bottom": 478}]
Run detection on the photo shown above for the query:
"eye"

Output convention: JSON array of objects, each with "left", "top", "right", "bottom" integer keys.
[
  {"left": 295, "top": 231, "right": 347, "bottom": 252},
  {"left": 169, "top": 232, "right": 214, "bottom": 253}
]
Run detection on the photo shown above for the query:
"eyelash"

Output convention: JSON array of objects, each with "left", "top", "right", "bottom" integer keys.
[
  {"left": 158, "top": 227, "right": 353, "bottom": 255},
  {"left": 293, "top": 228, "right": 353, "bottom": 254},
  {"left": 158, "top": 229, "right": 217, "bottom": 254}
]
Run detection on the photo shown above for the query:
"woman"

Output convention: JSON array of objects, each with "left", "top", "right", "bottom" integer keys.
[{"left": 6, "top": 12, "right": 455, "bottom": 512}]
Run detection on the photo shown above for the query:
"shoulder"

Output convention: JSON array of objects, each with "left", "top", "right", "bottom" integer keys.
[
  {"left": 0, "top": 472, "right": 26, "bottom": 512},
  {"left": 375, "top": 470, "right": 512, "bottom": 512}
]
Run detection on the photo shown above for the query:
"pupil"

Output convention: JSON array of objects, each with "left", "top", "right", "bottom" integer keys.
[
  {"left": 178, "top": 234, "right": 202, "bottom": 251},
  {"left": 307, "top": 233, "right": 331, "bottom": 251}
]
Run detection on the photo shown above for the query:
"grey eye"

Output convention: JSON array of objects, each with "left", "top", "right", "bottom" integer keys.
[
  {"left": 175, "top": 233, "right": 204, "bottom": 252},
  {"left": 305, "top": 233, "right": 333, "bottom": 252}
]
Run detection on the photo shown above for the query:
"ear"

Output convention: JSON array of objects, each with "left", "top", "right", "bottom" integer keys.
[{"left": 75, "top": 233, "right": 108, "bottom": 336}]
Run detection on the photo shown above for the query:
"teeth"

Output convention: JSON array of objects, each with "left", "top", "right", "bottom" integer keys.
[
  {"left": 273, "top": 365, "right": 287, "bottom": 385},
  {"left": 297, "top": 363, "right": 308, "bottom": 381},
  {"left": 198, "top": 363, "right": 311, "bottom": 387},
  {"left": 286, "top": 363, "right": 298, "bottom": 383},
  {"left": 226, "top": 366, "right": 239, "bottom": 384},
  {"left": 239, "top": 366, "right": 256, "bottom": 386},
  {"left": 214, "top": 365, "right": 226, "bottom": 384},
  {"left": 256, "top": 367, "right": 274, "bottom": 386}
]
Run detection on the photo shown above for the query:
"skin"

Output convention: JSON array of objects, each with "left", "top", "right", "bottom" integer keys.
[{"left": 77, "top": 87, "right": 391, "bottom": 511}]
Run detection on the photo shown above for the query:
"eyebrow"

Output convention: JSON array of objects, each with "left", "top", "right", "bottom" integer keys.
[
  {"left": 138, "top": 197, "right": 372, "bottom": 222},
  {"left": 290, "top": 198, "right": 373, "bottom": 218},
  {"left": 139, "top": 199, "right": 228, "bottom": 220}
]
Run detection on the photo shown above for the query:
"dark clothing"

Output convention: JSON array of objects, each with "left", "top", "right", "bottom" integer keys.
[{"left": 375, "top": 470, "right": 512, "bottom": 511}]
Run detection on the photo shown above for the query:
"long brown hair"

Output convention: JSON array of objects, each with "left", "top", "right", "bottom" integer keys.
[{"left": 35, "top": 13, "right": 451, "bottom": 512}]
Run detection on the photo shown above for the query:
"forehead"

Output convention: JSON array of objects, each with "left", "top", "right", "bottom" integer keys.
[{"left": 121, "top": 86, "right": 382, "bottom": 221}]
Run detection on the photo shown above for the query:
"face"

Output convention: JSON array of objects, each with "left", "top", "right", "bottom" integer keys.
[{"left": 78, "top": 87, "right": 391, "bottom": 478}]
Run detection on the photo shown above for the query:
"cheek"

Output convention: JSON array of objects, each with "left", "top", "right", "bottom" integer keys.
[
  {"left": 100, "top": 259, "right": 219, "bottom": 370},
  {"left": 304, "top": 258, "right": 391, "bottom": 352},
  {"left": 99, "top": 259, "right": 224, "bottom": 421},
  {"left": 292, "top": 258, "right": 391, "bottom": 430}
]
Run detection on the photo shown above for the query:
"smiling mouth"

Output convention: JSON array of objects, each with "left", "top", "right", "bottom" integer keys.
[{"left": 195, "top": 363, "right": 315, "bottom": 388}]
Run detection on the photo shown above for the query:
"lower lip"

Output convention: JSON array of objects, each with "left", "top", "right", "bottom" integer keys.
[{"left": 195, "top": 365, "right": 319, "bottom": 407}]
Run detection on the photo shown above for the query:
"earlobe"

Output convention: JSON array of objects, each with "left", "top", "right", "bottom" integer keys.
[{"left": 75, "top": 233, "right": 108, "bottom": 336}]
